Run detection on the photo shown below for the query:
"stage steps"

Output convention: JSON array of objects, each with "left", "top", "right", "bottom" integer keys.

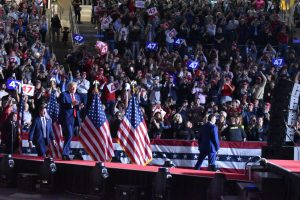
[
  {"left": 80, "top": 5, "right": 92, "bottom": 22},
  {"left": 236, "top": 182, "right": 261, "bottom": 200}
]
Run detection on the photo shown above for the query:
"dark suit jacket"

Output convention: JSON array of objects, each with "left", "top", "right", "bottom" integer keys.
[
  {"left": 198, "top": 122, "right": 220, "bottom": 153},
  {"left": 29, "top": 117, "right": 54, "bottom": 146},
  {"left": 58, "top": 91, "right": 81, "bottom": 126}
]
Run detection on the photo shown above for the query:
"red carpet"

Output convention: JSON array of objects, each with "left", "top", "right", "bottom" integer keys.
[
  {"left": 0, "top": 154, "right": 249, "bottom": 181},
  {"left": 268, "top": 160, "right": 300, "bottom": 174}
]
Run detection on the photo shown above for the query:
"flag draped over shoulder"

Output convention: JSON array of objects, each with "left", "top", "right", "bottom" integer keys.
[
  {"left": 80, "top": 93, "right": 114, "bottom": 161},
  {"left": 117, "top": 95, "right": 152, "bottom": 165},
  {"left": 47, "top": 90, "right": 63, "bottom": 159}
]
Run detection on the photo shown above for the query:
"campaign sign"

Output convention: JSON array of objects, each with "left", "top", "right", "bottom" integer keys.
[
  {"left": 6, "top": 79, "right": 21, "bottom": 90},
  {"left": 168, "top": 28, "right": 177, "bottom": 38},
  {"left": 188, "top": 61, "right": 199, "bottom": 69},
  {"left": 272, "top": 58, "right": 284, "bottom": 67},
  {"left": 73, "top": 34, "right": 84, "bottom": 43},
  {"left": 102, "top": 16, "right": 112, "bottom": 26},
  {"left": 174, "top": 38, "right": 184, "bottom": 45},
  {"left": 147, "top": 7, "right": 158, "bottom": 16},
  {"left": 146, "top": 42, "right": 158, "bottom": 51},
  {"left": 95, "top": 41, "right": 108, "bottom": 55},
  {"left": 135, "top": 0, "right": 145, "bottom": 8},
  {"left": 21, "top": 84, "right": 35, "bottom": 96}
]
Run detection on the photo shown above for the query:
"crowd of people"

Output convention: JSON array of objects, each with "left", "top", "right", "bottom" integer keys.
[{"left": 0, "top": 0, "right": 300, "bottom": 155}]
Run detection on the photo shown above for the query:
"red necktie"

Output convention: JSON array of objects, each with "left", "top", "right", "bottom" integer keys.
[{"left": 71, "top": 94, "right": 77, "bottom": 118}]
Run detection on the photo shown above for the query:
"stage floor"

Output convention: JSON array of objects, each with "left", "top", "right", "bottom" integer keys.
[
  {"left": 268, "top": 159, "right": 300, "bottom": 174},
  {"left": 4, "top": 154, "right": 249, "bottom": 181}
]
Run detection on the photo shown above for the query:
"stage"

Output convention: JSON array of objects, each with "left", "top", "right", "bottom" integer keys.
[
  {"left": 0, "top": 154, "right": 248, "bottom": 200},
  {"left": 1, "top": 154, "right": 300, "bottom": 200}
]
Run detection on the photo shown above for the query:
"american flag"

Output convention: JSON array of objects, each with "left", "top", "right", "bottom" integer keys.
[
  {"left": 47, "top": 90, "right": 63, "bottom": 158},
  {"left": 80, "top": 93, "right": 114, "bottom": 161},
  {"left": 117, "top": 95, "right": 152, "bottom": 165}
]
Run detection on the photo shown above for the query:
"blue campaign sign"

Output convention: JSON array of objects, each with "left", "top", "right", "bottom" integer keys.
[
  {"left": 146, "top": 42, "right": 158, "bottom": 51},
  {"left": 6, "top": 79, "right": 21, "bottom": 90},
  {"left": 188, "top": 61, "right": 199, "bottom": 69},
  {"left": 73, "top": 34, "right": 84, "bottom": 43},
  {"left": 272, "top": 58, "right": 284, "bottom": 67},
  {"left": 174, "top": 38, "right": 184, "bottom": 45}
]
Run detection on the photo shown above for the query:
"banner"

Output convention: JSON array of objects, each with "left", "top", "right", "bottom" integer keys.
[{"left": 21, "top": 136, "right": 268, "bottom": 173}]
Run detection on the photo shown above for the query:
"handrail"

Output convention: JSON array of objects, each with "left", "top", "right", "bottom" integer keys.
[
  {"left": 244, "top": 155, "right": 262, "bottom": 181},
  {"left": 69, "top": 5, "right": 80, "bottom": 47}
]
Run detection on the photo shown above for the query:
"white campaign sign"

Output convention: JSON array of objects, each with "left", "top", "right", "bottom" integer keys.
[
  {"left": 168, "top": 28, "right": 177, "bottom": 38},
  {"left": 147, "top": 7, "right": 158, "bottom": 16},
  {"left": 135, "top": 0, "right": 145, "bottom": 8},
  {"left": 21, "top": 84, "right": 35, "bottom": 96},
  {"left": 102, "top": 16, "right": 112, "bottom": 26}
]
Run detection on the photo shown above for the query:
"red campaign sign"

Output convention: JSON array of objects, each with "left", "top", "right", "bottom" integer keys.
[{"left": 95, "top": 41, "right": 108, "bottom": 55}]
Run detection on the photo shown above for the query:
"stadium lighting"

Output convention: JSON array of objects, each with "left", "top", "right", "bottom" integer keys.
[
  {"left": 163, "top": 160, "right": 175, "bottom": 168},
  {"left": 152, "top": 167, "right": 172, "bottom": 200},
  {"left": 90, "top": 162, "right": 109, "bottom": 197},
  {"left": 0, "top": 154, "right": 16, "bottom": 186},
  {"left": 39, "top": 157, "right": 57, "bottom": 187}
]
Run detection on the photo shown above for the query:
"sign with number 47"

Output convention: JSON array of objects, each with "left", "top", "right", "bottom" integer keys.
[
  {"left": 272, "top": 58, "right": 284, "bottom": 67},
  {"left": 21, "top": 84, "right": 35, "bottom": 96}
]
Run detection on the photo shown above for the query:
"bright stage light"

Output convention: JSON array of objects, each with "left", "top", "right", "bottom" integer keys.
[
  {"left": 163, "top": 160, "right": 175, "bottom": 168},
  {"left": 152, "top": 167, "right": 172, "bottom": 200},
  {"left": 90, "top": 162, "right": 109, "bottom": 197},
  {"left": 0, "top": 154, "right": 16, "bottom": 186},
  {"left": 39, "top": 157, "right": 56, "bottom": 182}
]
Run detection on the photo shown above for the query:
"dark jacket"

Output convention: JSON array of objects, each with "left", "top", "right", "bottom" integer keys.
[{"left": 198, "top": 122, "right": 220, "bottom": 153}]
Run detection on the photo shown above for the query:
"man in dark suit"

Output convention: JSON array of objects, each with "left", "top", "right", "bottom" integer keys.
[
  {"left": 29, "top": 106, "right": 57, "bottom": 157},
  {"left": 2, "top": 112, "right": 19, "bottom": 154},
  {"left": 59, "top": 82, "right": 82, "bottom": 160},
  {"left": 194, "top": 114, "right": 220, "bottom": 171}
]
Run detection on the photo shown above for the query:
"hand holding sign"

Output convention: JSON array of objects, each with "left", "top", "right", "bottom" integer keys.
[
  {"left": 168, "top": 28, "right": 177, "bottom": 39},
  {"left": 188, "top": 61, "right": 199, "bottom": 69},
  {"left": 272, "top": 58, "right": 284, "bottom": 67},
  {"left": 73, "top": 34, "right": 84, "bottom": 43},
  {"left": 174, "top": 38, "right": 185, "bottom": 45},
  {"left": 147, "top": 7, "right": 158, "bottom": 16},
  {"left": 21, "top": 84, "right": 35, "bottom": 96},
  {"left": 146, "top": 42, "right": 158, "bottom": 51},
  {"left": 95, "top": 41, "right": 108, "bottom": 55},
  {"left": 6, "top": 79, "right": 21, "bottom": 90}
]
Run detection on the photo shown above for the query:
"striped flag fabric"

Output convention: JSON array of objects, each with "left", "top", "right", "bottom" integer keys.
[
  {"left": 47, "top": 90, "right": 63, "bottom": 159},
  {"left": 80, "top": 93, "right": 114, "bottom": 161},
  {"left": 117, "top": 95, "right": 152, "bottom": 165}
]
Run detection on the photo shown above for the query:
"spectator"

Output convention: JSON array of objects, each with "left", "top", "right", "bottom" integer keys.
[
  {"left": 247, "top": 116, "right": 267, "bottom": 141},
  {"left": 51, "top": 14, "right": 62, "bottom": 42},
  {"left": 222, "top": 116, "right": 247, "bottom": 142}
]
